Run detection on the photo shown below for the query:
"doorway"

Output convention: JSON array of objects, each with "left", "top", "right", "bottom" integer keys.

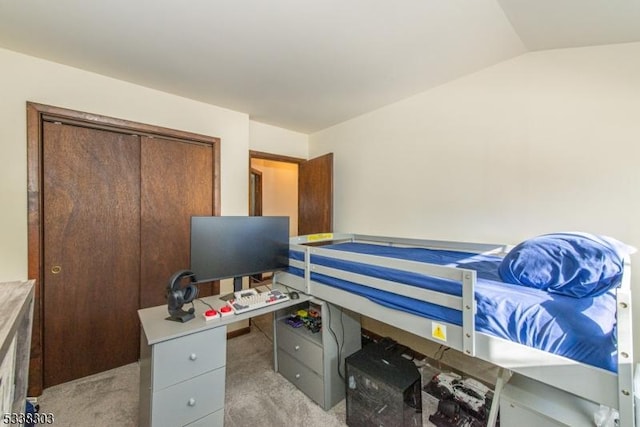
[
  {"left": 249, "top": 150, "right": 333, "bottom": 236},
  {"left": 250, "top": 156, "right": 299, "bottom": 235}
]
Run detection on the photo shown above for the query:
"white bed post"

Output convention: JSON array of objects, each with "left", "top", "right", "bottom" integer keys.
[
  {"left": 461, "top": 269, "right": 476, "bottom": 357},
  {"left": 616, "top": 257, "right": 635, "bottom": 426},
  {"left": 304, "top": 246, "right": 312, "bottom": 294},
  {"left": 487, "top": 368, "right": 512, "bottom": 427}
]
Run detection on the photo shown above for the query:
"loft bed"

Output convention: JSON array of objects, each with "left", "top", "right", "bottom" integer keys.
[{"left": 273, "top": 232, "right": 637, "bottom": 426}]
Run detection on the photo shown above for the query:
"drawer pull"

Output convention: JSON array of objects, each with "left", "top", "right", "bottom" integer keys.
[
  {"left": 295, "top": 373, "right": 301, "bottom": 379},
  {"left": 189, "top": 353, "right": 197, "bottom": 361},
  {"left": 294, "top": 345, "right": 300, "bottom": 351},
  {"left": 188, "top": 398, "right": 196, "bottom": 407}
]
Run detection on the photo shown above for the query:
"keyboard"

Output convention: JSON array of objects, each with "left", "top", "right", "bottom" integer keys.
[{"left": 228, "top": 289, "right": 290, "bottom": 314}]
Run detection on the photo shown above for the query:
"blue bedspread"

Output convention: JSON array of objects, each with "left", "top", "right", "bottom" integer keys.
[{"left": 289, "top": 242, "right": 617, "bottom": 372}]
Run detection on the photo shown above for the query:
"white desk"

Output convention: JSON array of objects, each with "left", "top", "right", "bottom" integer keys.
[{"left": 138, "top": 288, "right": 312, "bottom": 427}]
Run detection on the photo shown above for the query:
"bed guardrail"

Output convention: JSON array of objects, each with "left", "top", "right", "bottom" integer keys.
[{"left": 284, "top": 232, "right": 509, "bottom": 358}]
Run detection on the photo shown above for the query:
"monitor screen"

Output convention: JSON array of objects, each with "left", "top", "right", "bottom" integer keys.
[{"left": 190, "top": 216, "right": 290, "bottom": 286}]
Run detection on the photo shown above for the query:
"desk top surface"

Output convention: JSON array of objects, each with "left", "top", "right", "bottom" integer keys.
[{"left": 138, "top": 287, "right": 311, "bottom": 345}]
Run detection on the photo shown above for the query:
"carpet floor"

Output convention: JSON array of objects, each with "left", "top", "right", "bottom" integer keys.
[
  {"left": 36, "top": 313, "right": 475, "bottom": 426},
  {"left": 36, "top": 314, "right": 347, "bottom": 426}
]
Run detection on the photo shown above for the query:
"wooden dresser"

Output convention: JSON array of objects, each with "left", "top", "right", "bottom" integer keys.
[{"left": 0, "top": 280, "right": 35, "bottom": 420}]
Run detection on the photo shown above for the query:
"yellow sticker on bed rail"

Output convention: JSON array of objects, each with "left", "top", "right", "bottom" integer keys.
[
  {"left": 432, "top": 323, "right": 447, "bottom": 341},
  {"left": 306, "top": 233, "right": 333, "bottom": 242}
]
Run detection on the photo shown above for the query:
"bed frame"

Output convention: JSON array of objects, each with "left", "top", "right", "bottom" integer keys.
[{"left": 274, "top": 233, "right": 636, "bottom": 426}]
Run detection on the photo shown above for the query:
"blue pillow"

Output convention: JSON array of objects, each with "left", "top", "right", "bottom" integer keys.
[{"left": 498, "top": 233, "right": 629, "bottom": 298}]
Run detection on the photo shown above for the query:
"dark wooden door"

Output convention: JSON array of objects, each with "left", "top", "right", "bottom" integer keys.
[
  {"left": 42, "top": 123, "right": 141, "bottom": 387},
  {"left": 140, "top": 137, "right": 215, "bottom": 308},
  {"left": 298, "top": 153, "right": 333, "bottom": 235},
  {"left": 249, "top": 168, "right": 263, "bottom": 216}
]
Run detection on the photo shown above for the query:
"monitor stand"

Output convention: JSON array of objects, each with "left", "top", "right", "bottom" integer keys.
[{"left": 219, "top": 276, "right": 244, "bottom": 301}]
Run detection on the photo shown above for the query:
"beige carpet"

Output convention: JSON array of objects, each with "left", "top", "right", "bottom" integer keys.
[
  {"left": 36, "top": 313, "right": 471, "bottom": 426},
  {"left": 36, "top": 314, "right": 347, "bottom": 426},
  {"left": 36, "top": 362, "right": 139, "bottom": 426}
]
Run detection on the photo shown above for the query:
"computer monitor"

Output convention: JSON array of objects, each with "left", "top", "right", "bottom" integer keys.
[{"left": 190, "top": 216, "right": 290, "bottom": 296}]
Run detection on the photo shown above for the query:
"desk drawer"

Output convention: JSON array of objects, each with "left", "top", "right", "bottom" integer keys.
[
  {"left": 276, "top": 323, "right": 322, "bottom": 374},
  {"left": 152, "top": 367, "right": 225, "bottom": 427},
  {"left": 153, "top": 326, "right": 226, "bottom": 390},
  {"left": 277, "top": 349, "right": 325, "bottom": 408},
  {"left": 185, "top": 409, "right": 223, "bottom": 427}
]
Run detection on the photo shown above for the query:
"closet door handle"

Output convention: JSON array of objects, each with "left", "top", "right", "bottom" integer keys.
[{"left": 51, "top": 265, "right": 62, "bottom": 274}]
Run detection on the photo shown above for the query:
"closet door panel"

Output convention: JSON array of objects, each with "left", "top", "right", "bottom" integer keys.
[
  {"left": 42, "top": 122, "right": 141, "bottom": 387},
  {"left": 140, "top": 137, "right": 214, "bottom": 309}
]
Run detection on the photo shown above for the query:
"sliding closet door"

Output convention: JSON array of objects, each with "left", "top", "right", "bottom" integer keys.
[
  {"left": 42, "top": 122, "right": 141, "bottom": 387},
  {"left": 140, "top": 136, "right": 215, "bottom": 308},
  {"left": 29, "top": 103, "right": 221, "bottom": 394}
]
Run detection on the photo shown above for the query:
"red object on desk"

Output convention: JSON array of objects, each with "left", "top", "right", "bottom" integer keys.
[{"left": 204, "top": 309, "right": 220, "bottom": 321}]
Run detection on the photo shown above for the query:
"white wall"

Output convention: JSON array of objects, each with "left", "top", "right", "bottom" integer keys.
[
  {"left": 310, "top": 42, "right": 640, "bottom": 359},
  {"left": 249, "top": 121, "right": 308, "bottom": 159},
  {"left": 0, "top": 48, "right": 284, "bottom": 282}
]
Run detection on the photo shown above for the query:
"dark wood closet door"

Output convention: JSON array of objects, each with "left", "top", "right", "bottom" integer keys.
[
  {"left": 42, "top": 122, "right": 141, "bottom": 388},
  {"left": 140, "top": 136, "right": 214, "bottom": 308},
  {"left": 298, "top": 153, "right": 333, "bottom": 235}
]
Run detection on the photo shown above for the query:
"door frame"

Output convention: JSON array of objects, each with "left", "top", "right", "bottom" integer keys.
[
  {"left": 249, "top": 150, "right": 304, "bottom": 170},
  {"left": 248, "top": 149, "right": 304, "bottom": 222},
  {"left": 27, "top": 102, "right": 221, "bottom": 395},
  {"left": 248, "top": 150, "right": 304, "bottom": 213},
  {"left": 249, "top": 167, "right": 263, "bottom": 216}
]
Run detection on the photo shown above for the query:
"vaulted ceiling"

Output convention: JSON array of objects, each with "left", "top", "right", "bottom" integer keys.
[{"left": 1, "top": 0, "right": 638, "bottom": 133}]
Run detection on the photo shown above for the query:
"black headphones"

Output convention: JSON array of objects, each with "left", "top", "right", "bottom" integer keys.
[{"left": 166, "top": 269, "right": 199, "bottom": 322}]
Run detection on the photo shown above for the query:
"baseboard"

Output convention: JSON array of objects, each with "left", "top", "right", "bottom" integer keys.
[{"left": 227, "top": 326, "right": 251, "bottom": 339}]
